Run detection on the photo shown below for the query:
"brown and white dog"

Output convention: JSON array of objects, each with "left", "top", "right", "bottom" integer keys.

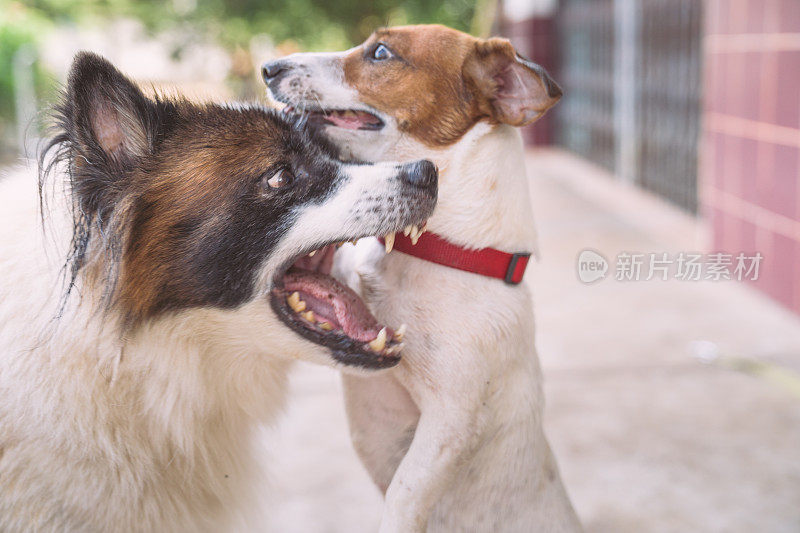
[
  {"left": 0, "top": 52, "right": 437, "bottom": 531},
  {"left": 263, "top": 25, "right": 582, "bottom": 532}
]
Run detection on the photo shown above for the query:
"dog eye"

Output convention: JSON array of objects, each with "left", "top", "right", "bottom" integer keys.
[
  {"left": 372, "top": 44, "right": 392, "bottom": 61},
  {"left": 267, "top": 169, "right": 292, "bottom": 189}
]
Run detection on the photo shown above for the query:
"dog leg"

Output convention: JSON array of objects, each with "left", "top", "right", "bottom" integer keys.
[
  {"left": 378, "top": 388, "right": 486, "bottom": 533},
  {"left": 342, "top": 372, "right": 420, "bottom": 493},
  {"left": 337, "top": 241, "right": 423, "bottom": 492}
]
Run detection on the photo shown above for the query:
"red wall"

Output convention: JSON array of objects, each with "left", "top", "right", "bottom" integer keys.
[{"left": 702, "top": 0, "right": 800, "bottom": 313}]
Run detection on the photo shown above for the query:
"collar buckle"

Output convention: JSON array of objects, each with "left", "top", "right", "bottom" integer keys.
[{"left": 504, "top": 252, "right": 531, "bottom": 285}]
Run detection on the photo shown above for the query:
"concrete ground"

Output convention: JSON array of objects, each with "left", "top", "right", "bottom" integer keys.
[{"left": 258, "top": 149, "right": 800, "bottom": 533}]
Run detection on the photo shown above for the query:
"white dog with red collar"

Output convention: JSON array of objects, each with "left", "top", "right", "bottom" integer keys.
[{"left": 263, "top": 24, "right": 581, "bottom": 533}]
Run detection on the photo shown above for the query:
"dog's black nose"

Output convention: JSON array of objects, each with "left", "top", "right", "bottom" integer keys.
[
  {"left": 399, "top": 160, "right": 438, "bottom": 192},
  {"left": 261, "top": 60, "right": 290, "bottom": 83}
]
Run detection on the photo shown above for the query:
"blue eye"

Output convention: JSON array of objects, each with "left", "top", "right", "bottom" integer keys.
[{"left": 372, "top": 44, "right": 392, "bottom": 61}]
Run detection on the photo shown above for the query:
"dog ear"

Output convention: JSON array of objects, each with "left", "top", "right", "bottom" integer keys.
[
  {"left": 66, "top": 51, "right": 156, "bottom": 173},
  {"left": 463, "top": 38, "right": 562, "bottom": 127}
]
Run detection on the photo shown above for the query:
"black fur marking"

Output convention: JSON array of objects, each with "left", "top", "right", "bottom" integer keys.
[{"left": 38, "top": 52, "right": 352, "bottom": 327}]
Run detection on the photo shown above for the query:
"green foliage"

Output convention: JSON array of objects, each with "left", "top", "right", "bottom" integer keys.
[
  {"left": 0, "top": 4, "right": 53, "bottom": 122},
  {"left": 0, "top": 0, "right": 478, "bottom": 151},
  {"left": 14, "top": 0, "right": 477, "bottom": 51}
]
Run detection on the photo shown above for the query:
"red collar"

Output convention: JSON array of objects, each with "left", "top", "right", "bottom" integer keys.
[{"left": 380, "top": 231, "right": 531, "bottom": 285}]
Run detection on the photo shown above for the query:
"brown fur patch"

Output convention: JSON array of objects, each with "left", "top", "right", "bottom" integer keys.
[
  {"left": 114, "top": 104, "right": 341, "bottom": 326},
  {"left": 343, "top": 25, "right": 479, "bottom": 146},
  {"left": 342, "top": 25, "right": 560, "bottom": 147},
  {"left": 118, "top": 108, "right": 284, "bottom": 324}
]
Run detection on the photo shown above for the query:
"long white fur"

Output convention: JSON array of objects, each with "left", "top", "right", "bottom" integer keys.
[
  {"left": 0, "top": 157, "right": 415, "bottom": 532},
  {"left": 274, "top": 50, "right": 582, "bottom": 532}
]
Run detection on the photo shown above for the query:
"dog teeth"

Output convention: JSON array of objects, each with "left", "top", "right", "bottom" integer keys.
[
  {"left": 410, "top": 225, "right": 421, "bottom": 245},
  {"left": 393, "top": 324, "right": 406, "bottom": 342},
  {"left": 403, "top": 225, "right": 412, "bottom": 236},
  {"left": 308, "top": 250, "right": 317, "bottom": 257},
  {"left": 319, "top": 321, "right": 333, "bottom": 331},
  {"left": 302, "top": 310, "right": 315, "bottom": 322},
  {"left": 408, "top": 222, "right": 428, "bottom": 245},
  {"left": 287, "top": 292, "right": 306, "bottom": 313},
  {"left": 368, "top": 327, "right": 388, "bottom": 352},
  {"left": 385, "top": 344, "right": 403, "bottom": 356},
  {"left": 384, "top": 232, "right": 395, "bottom": 254}
]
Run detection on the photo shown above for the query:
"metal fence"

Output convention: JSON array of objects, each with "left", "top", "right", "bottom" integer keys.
[
  {"left": 555, "top": 0, "right": 703, "bottom": 213},
  {"left": 555, "top": 0, "right": 616, "bottom": 173}
]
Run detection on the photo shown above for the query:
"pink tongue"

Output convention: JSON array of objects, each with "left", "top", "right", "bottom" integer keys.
[
  {"left": 283, "top": 270, "right": 383, "bottom": 342},
  {"left": 325, "top": 111, "right": 377, "bottom": 130}
]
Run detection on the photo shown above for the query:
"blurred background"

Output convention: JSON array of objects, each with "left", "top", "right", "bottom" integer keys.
[
  {"left": 0, "top": 0, "right": 482, "bottom": 160},
  {"left": 2, "top": 0, "right": 799, "bottom": 532}
]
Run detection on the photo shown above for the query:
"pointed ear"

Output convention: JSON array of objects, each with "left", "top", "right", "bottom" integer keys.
[
  {"left": 66, "top": 51, "right": 156, "bottom": 170},
  {"left": 463, "top": 38, "right": 562, "bottom": 127}
]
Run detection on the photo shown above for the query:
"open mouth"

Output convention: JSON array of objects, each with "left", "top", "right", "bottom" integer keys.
[
  {"left": 269, "top": 224, "right": 427, "bottom": 369},
  {"left": 283, "top": 105, "right": 384, "bottom": 131}
]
